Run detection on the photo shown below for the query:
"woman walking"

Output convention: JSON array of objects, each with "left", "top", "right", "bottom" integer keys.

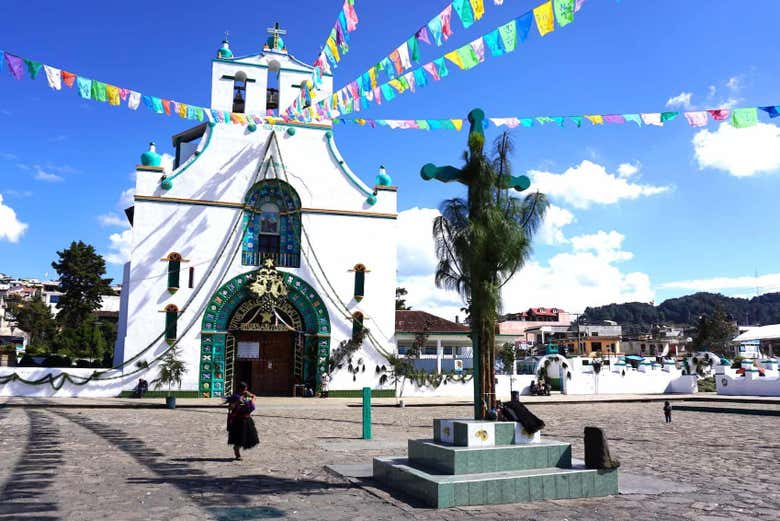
[{"left": 226, "top": 382, "right": 259, "bottom": 460}]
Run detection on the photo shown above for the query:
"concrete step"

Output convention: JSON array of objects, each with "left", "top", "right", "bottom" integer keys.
[
  {"left": 373, "top": 456, "right": 618, "bottom": 508},
  {"left": 408, "top": 439, "right": 572, "bottom": 475}
]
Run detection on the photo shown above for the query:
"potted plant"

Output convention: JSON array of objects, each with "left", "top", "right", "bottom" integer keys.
[{"left": 153, "top": 345, "right": 186, "bottom": 409}]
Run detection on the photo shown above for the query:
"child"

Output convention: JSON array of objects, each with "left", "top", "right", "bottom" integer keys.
[{"left": 663, "top": 401, "right": 672, "bottom": 423}]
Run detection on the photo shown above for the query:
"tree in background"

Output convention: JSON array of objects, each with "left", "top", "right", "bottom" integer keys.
[
  {"left": 497, "top": 342, "right": 520, "bottom": 375},
  {"left": 691, "top": 305, "right": 738, "bottom": 355},
  {"left": 6, "top": 294, "right": 56, "bottom": 353},
  {"left": 51, "top": 241, "right": 113, "bottom": 330},
  {"left": 425, "top": 111, "right": 547, "bottom": 418},
  {"left": 395, "top": 287, "right": 411, "bottom": 310}
]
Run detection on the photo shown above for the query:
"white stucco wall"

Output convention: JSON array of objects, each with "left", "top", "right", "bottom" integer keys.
[
  {"left": 0, "top": 367, "right": 143, "bottom": 397},
  {"left": 398, "top": 374, "right": 536, "bottom": 399},
  {"left": 562, "top": 366, "right": 697, "bottom": 395},
  {"left": 120, "top": 119, "right": 397, "bottom": 394},
  {"left": 716, "top": 371, "right": 780, "bottom": 396}
]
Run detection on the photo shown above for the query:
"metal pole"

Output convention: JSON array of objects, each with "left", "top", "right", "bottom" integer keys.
[{"left": 362, "top": 387, "right": 372, "bottom": 439}]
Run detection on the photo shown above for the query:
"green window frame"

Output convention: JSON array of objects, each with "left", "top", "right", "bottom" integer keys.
[
  {"left": 165, "top": 252, "right": 183, "bottom": 293},
  {"left": 352, "top": 311, "right": 364, "bottom": 340},
  {"left": 352, "top": 264, "right": 367, "bottom": 302},
  {"left": 165, "top": 304, "right": 178, "bottom": 344}
]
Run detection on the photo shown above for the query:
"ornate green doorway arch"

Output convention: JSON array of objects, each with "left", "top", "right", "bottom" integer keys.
[{"left": 198, "top": 268, "right": 331, "bottom": 397}]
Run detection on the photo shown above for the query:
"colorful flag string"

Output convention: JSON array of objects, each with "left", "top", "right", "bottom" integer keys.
[
  {"left": 301, "top": 0, "right": 509, "bottom": 119},
  {"left": 0, "top": 49, "right": 322, "bottom": 127},
  {"left": 334, "top": 104, "right": 780, "bottom": 131},
  {"left": 298, "top": 0, "right": 584, "bottom": 121}
]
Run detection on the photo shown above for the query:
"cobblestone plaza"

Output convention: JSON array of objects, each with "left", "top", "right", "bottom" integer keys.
[{"left": 1, "top": 397, "right": 778, "bottom": 520}]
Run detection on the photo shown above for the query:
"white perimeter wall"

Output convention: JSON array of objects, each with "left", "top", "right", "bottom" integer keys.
[{"left": 562, "top": 367, "right": 697, "bottom": 395}]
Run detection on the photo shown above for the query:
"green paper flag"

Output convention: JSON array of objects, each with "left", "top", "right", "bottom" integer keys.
[
  {"left": 453, "top": 0, "right": 475, "bottom": 29},
  {"left": 498, "top": 20, "right": 517, "bottom": 53},
  {"left": 24, "top": 59, "right": 43, "bottom": 79},
  {"left": 554, "top": 0, "right": 575, "bottom": 27},
  {"left": 456, "top": 43, "right": 480, "bottom": 70},
  {"left": 407, "top": 36, "right": 420, "bottom": 63},
  {"left": 661, "top": 111, "right": 679, "bottom": 123},
  {"left": 91, "top": 81, "right": 107, "bottom": 102},
  {"left": 731, "top": 107, "right": 758, "bottom": 128}
]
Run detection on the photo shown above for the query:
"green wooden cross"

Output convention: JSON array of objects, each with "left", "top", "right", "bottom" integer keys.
[{"left": 420, "top": 108, "right": 531, "bottom": 419}]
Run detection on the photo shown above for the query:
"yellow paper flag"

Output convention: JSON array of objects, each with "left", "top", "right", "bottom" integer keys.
[
  {"left": 368, "top": 67, "right": 377, "bottom": 89},
  {"left": 451, "top": 119, "right": 464, "bottom": 131},
  {"left": 445, "top": 50, "right": 465, "bottom": 70},
  {"left": 533, "top": 1, "right": 555, "bottom": 37},
  {"left": 585, "top": 114, "right": 604, "bottom": 125},
  {"left": 469, "top": 0, "right": 485, "bottom": 21},
  {"left": 177, "top": 103, "right": 188, "bottom": 118},
  {"left": 106, "top": 85, "right": 120, "bottom": 106},
  {"left": 326, "top": 37, "right": 341, "bottom": 62},
  {"left": 388, "top": 79, "right": 406, "bottom": 93}
]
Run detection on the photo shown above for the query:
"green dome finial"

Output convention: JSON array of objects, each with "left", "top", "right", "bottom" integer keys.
[
  {"left": 141, "top": 142, "right": 162, "bottom": 167},
  {"left": 217, "top": 38, "right": 233, "bottom": 59},
  {"left": 265, "top": 22, "right": 287, "bottom": 52},
  {"left": 375, "top": 165, "right": 392, "bottom": 186}
]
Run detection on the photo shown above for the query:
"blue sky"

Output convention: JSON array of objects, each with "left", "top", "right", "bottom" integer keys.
[{"left": 1, "top": 0, "right": 779, "bottom": 316}]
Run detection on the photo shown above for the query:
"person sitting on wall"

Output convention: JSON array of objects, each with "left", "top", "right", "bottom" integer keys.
[
  {"left": 132, "top": 378, "right": 149, "bottom": 398},
  {"left": 501, "top": 390, "right": 545, "bottom": 435}
]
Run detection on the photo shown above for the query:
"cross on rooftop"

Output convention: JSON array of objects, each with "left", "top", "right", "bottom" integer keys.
[{"left": 266, "top": 22, "right": 287, "bottom": 48}]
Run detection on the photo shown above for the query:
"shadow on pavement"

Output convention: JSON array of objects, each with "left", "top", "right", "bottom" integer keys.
[
  {"left": 53, "top": 411, "right": 352, "bottom": 519},
  {"left": 0, "top": 409, "right": 63, "bottom": 520}
]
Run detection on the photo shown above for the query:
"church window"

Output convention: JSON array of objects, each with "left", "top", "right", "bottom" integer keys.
[
  {"left": 352, "top": 264, "right": 367, "bottom": 302},
  {"left": 164, "top": 253, "right": 183, "bottom": 293},
  {"left": 242, "top": 180, "right": 301, "bottom": 268},
  {"left": 188, "top": 267, "right": 195, "bottom": 289},
  {"left": 266, "top": 61, "right": 280, "bottom": 113},
  {"left": 232, "top": 71, "right": 247, "bottom": 113},
  {"left": 165, "top": 304, "right": 179, "bottom": 344},
  {"left": 352, "top": 311, "right": 364, "bottom": 340}
]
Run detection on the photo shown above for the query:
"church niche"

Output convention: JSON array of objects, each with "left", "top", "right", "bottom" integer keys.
[{"left": 241, "top": 180, "right": 301, "bottom": 268}]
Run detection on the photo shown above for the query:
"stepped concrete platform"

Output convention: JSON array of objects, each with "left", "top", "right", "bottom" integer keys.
[
  {"left": 373, "top": 456, "right": 618, "bottom": 508},
  {"left": 372, "top": 419, "right": 619, "bottom": 508},
  {"left": 408, "top": 439, "right": 571, "bottom": 475}
]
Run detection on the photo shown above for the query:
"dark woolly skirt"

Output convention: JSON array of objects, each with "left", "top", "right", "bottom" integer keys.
[{"left": 227, "top": 416, "right": 259, "bottom": 449}]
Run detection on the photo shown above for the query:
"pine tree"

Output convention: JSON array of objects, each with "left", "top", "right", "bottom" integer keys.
[{"left": 51, "top": 241, "right": 113, "bottom": 330}]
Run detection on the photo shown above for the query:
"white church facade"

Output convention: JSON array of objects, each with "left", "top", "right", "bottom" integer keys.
[{"left": 111, "top": 31, "right": 398, "bottom": 397}]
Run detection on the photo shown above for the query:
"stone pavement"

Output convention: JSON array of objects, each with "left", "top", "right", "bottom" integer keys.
[{"left": 1, "top": 398, "right": 779, "bottom": 520}]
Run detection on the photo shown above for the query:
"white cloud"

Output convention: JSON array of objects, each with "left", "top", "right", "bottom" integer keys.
[
  {"left": 397, "top": 207, "right": 440, "bottom": 277},
  {"left": 105, "top": 228, "right": 133, "bottom": 265},
  {"left": 119, "top": 187, "right": 135, "bottom": 208},
  {"left": 666, "top": 92, "right": 694, "bottom": 110},
  {"left": 660, "top": 273, "right": 780, "bottom": 293},
  {"left": 617, "top": 162, "right": 640, "bottom": 178},
  {"left": 726, "top": 76, "right": 742, "bottom": 92},
  {"left": 161, "top": 153, "right": 174, "bottom": 173},
  {"left": 570, "top": 230, "right": 633, "bottom": 263},
  {"left": 98, "top": 212, "right": 128, "bottom": 228},
  {"left": 693, "top": 122, "right": 780, "bottom": 177},
  {"left": 396, "top": 206, "right": 655, "bottom": 316},
  {"left": 34, "top": 167, "right": 64, "bottom": 182},
  {"left": 0, "top": 193, "right": 29, "bottom": 243},
  {"left": 529, "top": 160, "right": 670, "bottom": 209},
  {"left": 537, "top": 205, "right": 575, "bottom": 246}
]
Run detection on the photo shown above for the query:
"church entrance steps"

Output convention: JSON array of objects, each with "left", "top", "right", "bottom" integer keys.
[{"left": 372, "top": 456, "right": 618, "bottom": 508}]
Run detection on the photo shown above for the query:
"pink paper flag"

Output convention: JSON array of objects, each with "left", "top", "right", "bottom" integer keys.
[
  {"left": 344, "top": 0, "right": 359, "bottom": 31},
  {"left": 440, "top": 5, "right": 454, "bottom": 41},
  {"left": 684, "top": 111, "right": 709, "bottom": 127},
  {"left": 604, "top": 114, "right": 625, "bottom": 124},
  {"left": 403, "top": 71, "right": 416, "bottom": 93},
  {"left": 490, "top": 117, "right": 521, "bottom": 128},
  {"left": 575, "top": 0, "right": 586, "bottom": 12},
  {"left": 707, "top": 109, "right": 730, "bottom": 121},
  {"left": 470, "top": 37, "right": 486, "bottom": 63},
  {"left": 423, "top": 62, "right": 440, "bottom": 81}
]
